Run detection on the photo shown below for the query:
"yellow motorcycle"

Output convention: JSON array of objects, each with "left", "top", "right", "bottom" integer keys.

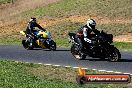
[{"left": 20, "top": 30, "right": 56, "bottom": 50}]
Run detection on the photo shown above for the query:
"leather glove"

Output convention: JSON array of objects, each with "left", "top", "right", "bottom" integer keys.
[{"left": 84, "top": 38, "right": 92, "bottom": 43}]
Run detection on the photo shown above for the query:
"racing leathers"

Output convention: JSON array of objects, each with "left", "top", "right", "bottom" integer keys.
[
  {"left": 76, "top": 25, "right": 100, "bottom": 51},
  {"left": 26, "top": 21, "right": 46, "bottom": 46},
  {"left": 26, "top": 21, "right": 46, "bottom": 37}
]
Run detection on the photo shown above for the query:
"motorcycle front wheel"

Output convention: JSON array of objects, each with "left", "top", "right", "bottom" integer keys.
[
  {"left": 49, "top": 40, "right": 56, "bottom": 51},
  {"left": 108, "top": 47, "right": 121, "bottom": 62},
  {"left": 22, "top": 40, "right": 34, "bottom": 50}
]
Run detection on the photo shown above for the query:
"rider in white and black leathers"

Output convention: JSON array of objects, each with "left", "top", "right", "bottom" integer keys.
[{"left": 76, "top": 19, "right": 100, "bottom": 51}]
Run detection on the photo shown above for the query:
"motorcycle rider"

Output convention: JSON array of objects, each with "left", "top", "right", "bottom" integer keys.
[
  {"left": 76, "top": 19, "right": 100, "bottom": 51},
  {"left": 26, "top": 17, "right": 46, "bottom": 46}
]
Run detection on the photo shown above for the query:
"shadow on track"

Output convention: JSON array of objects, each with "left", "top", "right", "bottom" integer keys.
[
  {"left": 21, "top": 45, "right": 42, "bottom": 50},
  {"left": 43, "top": 49, "right": 70, "bottom": 51},
  {"left": 25, "top": 48, "right": 70, "bottom": 51},
  {"left": 119, "top": 59, "right": 132, "bottom": 62},
  {"left": 80, "top": 58, "right": 132, "bottom": 62},
  {"left": 55, "top": 49, "right": 70, "bottom": 51},
  {"left": 80, "top": 58, "right": 108, "bottom": 61},
  {"left": 26, "top": 48, "right": 42, "bottom": 50}
]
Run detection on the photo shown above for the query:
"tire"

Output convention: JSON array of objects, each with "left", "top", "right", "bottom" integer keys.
[
  {"left": 71, "top": 44, "right": 86, "bottom": 60},
  {"left": 108, "top": 47, "right": 121, "bottom": 62},
  {"left": 22, "top": 40, "right": 33, "bottom": 50},
  {"left": 49, "top": 40, "right": 56, "bottom": 51}
]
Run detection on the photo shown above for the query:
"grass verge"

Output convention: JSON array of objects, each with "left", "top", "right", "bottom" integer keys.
[
  {"left": 0, "top": 59, "right": 132, "bottom": 88},
  {"left": 114, "top": 42, "right": 132, "bottom": 51},
  {"left": 1, "top": 37, "right": 132, "bottom": 51},
  {"left": 0, "top": 38, "right": 21, "bottom": 45},
  {"left": 24, "top": 0, "right": 132, "bottom": 18}
]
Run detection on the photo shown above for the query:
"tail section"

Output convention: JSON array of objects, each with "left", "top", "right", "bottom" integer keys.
[{"left": 20, "top": 31, "right": 26, "bottom": 35}]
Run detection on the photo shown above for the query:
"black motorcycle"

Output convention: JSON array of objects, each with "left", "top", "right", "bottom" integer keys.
[{"left": 68, "top": 31, "right": 121, "bottom": 62}]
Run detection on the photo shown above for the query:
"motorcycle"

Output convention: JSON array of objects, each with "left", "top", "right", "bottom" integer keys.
[
  {"left": 68, "top": 30, "right": 121, "bottom": 62},
  {"left": 20, "top": 30, "right": 56, "bottom": 50}
]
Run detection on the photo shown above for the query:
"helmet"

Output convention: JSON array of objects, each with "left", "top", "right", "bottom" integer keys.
[
  {"left": 86, "top": 19, "right": 96, "bottom": 29},
  {"left": 29, "top": 17, "right": 37, "bottom": 22}
]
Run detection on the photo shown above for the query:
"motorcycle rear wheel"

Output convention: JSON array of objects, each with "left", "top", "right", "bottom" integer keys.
[{"left": 71, "top": 44, "right": 86, "bottom": 60}]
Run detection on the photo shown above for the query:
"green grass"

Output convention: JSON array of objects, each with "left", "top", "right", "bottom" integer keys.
[
  {"left": 98, "top": 23, "right": 132, "bottom": 36},
  {"left": 0, "top": 35, "right": 21, "bottom": 45},
  {"left": 23, "top": 0, "right": 132, "bottom": 18},
  {"left": 114, "top": 42, "right": 132, "bottom": 51},
  {"left": 0, "top": 38, "right": 21, "bottom": 45},
  {"left": 46, "top": 21, "right": 82, "bottom": 47},
  {"left": 1, "top": 37, "right": 132, "bottom": 51},
  {"left": 47, "top": 20, "right": 132, "bottom": 36},
  {"left": 0, "top": 59, "right": 131, "bottom": 88}
]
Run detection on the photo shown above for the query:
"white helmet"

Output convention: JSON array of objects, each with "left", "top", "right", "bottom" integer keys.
[{"left": 86, "top": 19, "right": 96, "bottom": 29}]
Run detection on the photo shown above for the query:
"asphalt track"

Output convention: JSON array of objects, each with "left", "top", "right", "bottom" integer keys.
[{"left": 0, "top": 45, "right": 132, "bottom": 74}]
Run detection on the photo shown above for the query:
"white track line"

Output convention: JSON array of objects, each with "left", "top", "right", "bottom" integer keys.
[
  {"left": 82, "top": 68, "right": 88, "bottom": 70},
  {"left": 123, "top": 73, "right": 131, "bottom": 74},
  {"left": 14, "top": 61, "right": 132, "bottom": 75},
  {"left": 53, "top": 65, "right": 61, "bottom": 67},
  {"left": 38, "top": 63, "right": 132, "bottom": 75},
  {"left": 92, "top": 69, "right": 97, "bottom": 70},
  {"left": 38, "top": 63, "right": 43, "bottom": 64},
  {"left": 98, "top": 70, "right": 106, "bottom": 72},
  {"left": 106, "top": 71, "right": 114, "bottom": 73},
  {"left": 73, "top": 67, "right": 79, "bottom": 68},
  {"left": 65, "top": 66, "right": 71, "bottom": 68},
  {"left": 114, "top": 72, "right": 122, "bottom": 74},
  {"left": 44, "top": 64, "right": 52, "bottom": 66}
]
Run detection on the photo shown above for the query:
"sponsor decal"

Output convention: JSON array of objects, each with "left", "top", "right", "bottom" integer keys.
[{"left": 76, "top": 67, "right": 131, "bottom": 84}]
